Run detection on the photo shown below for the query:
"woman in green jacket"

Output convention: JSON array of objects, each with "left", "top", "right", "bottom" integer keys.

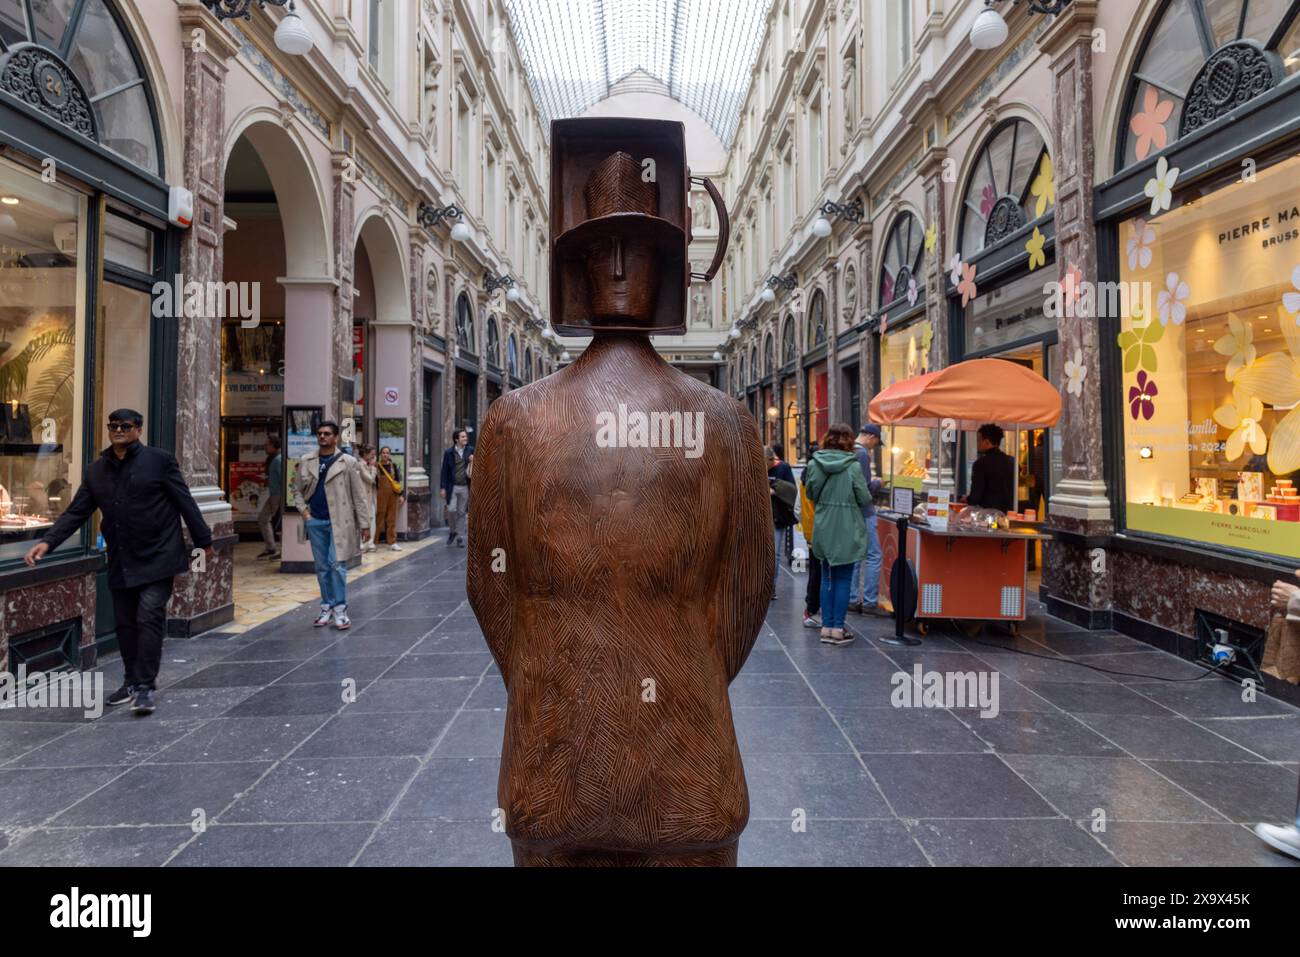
[{"left": 804, "top": 423, "right": 872, "bottom": 645}]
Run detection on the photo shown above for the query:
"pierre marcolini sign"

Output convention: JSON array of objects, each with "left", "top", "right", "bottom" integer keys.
[{"left": 49, "top": 888, "right": 151, "bottom": 937}]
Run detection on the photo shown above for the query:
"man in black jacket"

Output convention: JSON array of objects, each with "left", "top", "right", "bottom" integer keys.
[
  {"left": 965, "top": 423, "right": 1017, "bottom": 514},
  {"left": 24, "top": 409, "right": 213, "bottom": 716},
  {"left": 766, "top": 446, "right": 798, "bottom": 599},
  {"left": 439, "top": 428, "right": 474, "bottom": 547}
]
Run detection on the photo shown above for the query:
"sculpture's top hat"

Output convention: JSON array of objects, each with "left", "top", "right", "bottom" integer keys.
[{"left": 550, "top": 117, "right": 728, "bottom": 336}]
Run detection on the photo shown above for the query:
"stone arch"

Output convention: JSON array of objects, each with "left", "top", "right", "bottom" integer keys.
[{"left": 353, "top": 207, "right": 411, "bottom": 325}]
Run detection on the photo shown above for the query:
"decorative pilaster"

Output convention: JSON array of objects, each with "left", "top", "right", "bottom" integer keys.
[{"left": 331, "top": 152, "right": 356, "bottom": 422}]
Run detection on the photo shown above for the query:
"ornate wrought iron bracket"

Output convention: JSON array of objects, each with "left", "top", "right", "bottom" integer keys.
[
  {"left": 818, "top": 198, "right": 864, "bottom": 224},
  {"left": 766, "top": 273, "right": 798, "bottom": 291},
  {"left": 200, "top": 0, "right": 295, "bottom": 20},
  {"left": 418, "top": 202, "right": 462, "bottom": 231},
  {"left": 483, "top": 272, "right": 515, "bottom": 295}
]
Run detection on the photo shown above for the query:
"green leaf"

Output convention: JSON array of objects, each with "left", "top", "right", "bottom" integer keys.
[
  {"left": 1124, "top": 347, "right": 1139, "bottom": 374},
  {"left": 1118, "top": 330, "right": 1138, "bottom": 351},
  {"left": 1140, "top": 345, "right": 1158, "bottom": 372}
]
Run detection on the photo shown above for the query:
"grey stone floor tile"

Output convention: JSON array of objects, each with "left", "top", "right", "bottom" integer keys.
[
  {"left": 1001, "top": 755, "right": 1225, "bottom": 823},
  {"left": 0, "top": 766, "right": 125, "bottom": 827},
  {"left": 356, "top": 821, "right": 513, "bottom": 866},
  {"left": 218, "top": 638, "right": 336, "bottom": 662},
  {"left": 350, "top": 678, "right": 477, "bottom": 713},
  {"left": 0, "top": 721, "right": 78, "bottom": 763},
  {"left": 1075, "top": 714, "right": 1263, "bottom": 762},
  {"left": 316, "top": 636, "right": 426, "bottom": 659},
  {"left": 347, "top": 619, "right": 439, "bottom": 640},
  {"left": 390, "top": 756, "right": 500, "bottom": 821},
  {"left": 170, "top": 660, "right": 301, "bottom": 690},
  {"left": 382, "top": 653, "right": 492, "bottom": 679},
  {"left": 1195, "top": 715, "right": 1300, "bottom": 762},
  {"left": 946, "top": 678, "right": 1063, "bottom": 714},
  {"left": 735, "top": 650, "right": 797, "bottom": 674},
  {"left": 9, "top": 719, "right": 206, "bottom": 769},
  {"left": 168, "top": 822, "right": 374, "bottom": 866},
  {"left": 1075, "top": 652, "right": 1210, "bottom": 682},
  {"left": 1128, "top": 677, "right": 1297, "bottom": 718},
  {"left": 738, "top": 819, "right": 928, "bottom": 867},
  {"left": 1098, "top": 822, "right": 1300, "bottom": 867},
  {"left": 835, "top": 707, "right": 989, "bottom": 754},
  {"left": 972, "top": 651, "right": 1121, "bottom": 685},
  {"left": 221, "top": 757, "right": 419, "bottom": 823},
  {"left": 413, "top": 631, "right": 490, "bottom": 654},
  {"left": 465, "top": 678, "right": 507, "bottom": 709},
  {"left": 275, "top": 656, "right": 398, "bottom": 686},
  {"left": 777, "top": 643, "right": 900, "bottom": 674},
  {"left": 0, "top": 826, "right": 191, "bottom": 867},
  {"left": 803, "top": 669, "right": 917, "bottom": 709},
  {"left": 1019, "top": 631, "right": 1149, "bottom": 656},
  {"left": 908, "top": 819, "right": 1118, "bottom": 866},
  {"left": 744, "top": 752, "right": 890, "bottom": 819},
  {"left": 961, "top": 711, "right": 1126, "bottom": 758},
  {"left": 863, "top": 753, "right": 1057, "bottom": 819},
  {"left": 433, "top": 709, "right": 505, "bottom": 757},
  {"left": 293, "top": 711, "right": 453, "bottom": 758},
  {"left": 1145, "top": 760, "right": 1300, "bottom": 823},
  {"left": 102, "top": 687, "right": 259, "bottom": 722},
  {"left": 728, "top": 673, "right": 820, "bottom": 708},
  {"left": 732, "top": 707, "right": 850, "bottom": 754},
  {"left": 53, "top": 761, "right": 270, "bottom": 826},
  {"left": 222, "top": 682, "right": 348, "bottom": 717},
  {"left": 1020, "top": 680, "right": 1177, "bottom": 716},
  {"left": 149, "top": 717, "right": 326, "bottom": 764}
]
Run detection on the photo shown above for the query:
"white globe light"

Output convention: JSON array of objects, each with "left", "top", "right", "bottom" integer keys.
[
  {"left": 561, "top": 351, "right": 571, "bottom": 362},
  {"left": 729, "top": 327, "right": 741, "bottom": 340},
  {"left": 969, "top": 6, "right": 1009, "bottom": 50},
  {"left": 760, "top": 287, "right": 776, "bottom": 303},
  {"left": 813, "top": 216, "right": 833, "bottom": 238},
  {"left": 0, "top": 212, "right": 15, "bottom": 231},
  {"left": 506, "top": 287, "right": 521, "bottom": 302},
  {"left": 274, "top": 11, "right": 314, "bottom": 56},
  {"left": 450, "top": 221, "right": 471, "bottom": 242},
  {"left": 712, "top": 351, "right": 722, "bottom": 361}
]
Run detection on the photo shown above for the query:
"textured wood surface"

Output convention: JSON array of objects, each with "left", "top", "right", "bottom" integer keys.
[{"left": 467, "top": 334, "right": 773, "bottom": 865}]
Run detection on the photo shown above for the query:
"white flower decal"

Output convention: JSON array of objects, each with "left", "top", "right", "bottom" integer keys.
[
  {"left": 948, "top": 254, "right": 963, "bottom": 288},
  {"left": 906, "top": 277, "right": 918, "bottom": 307},
  {"left": 1156, "top": 272, "right": 1189, "bottom": 326},
  {"left": 1214, "top": 386, "right": 1268, "bottom": 462},
  {"left": 1212, "top": 313, "right": 1256, "bottom": 382},
  {"left": 1126, "top": 219, "right": 1155, "bottom": 271},
  {"left": 1064, "top": 348, "right": 1088, "bottom": 397},
  {"left": 1143, "top": 156, "right": 1180, "bottom": 215},
  {"left": 1284, "top": 264, "right": 1300, "bottom": 322}
]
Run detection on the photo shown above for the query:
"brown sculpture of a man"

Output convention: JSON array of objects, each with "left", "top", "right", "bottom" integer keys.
[{"left": 467, "top": 118, "right": 773, "bottom": 866}]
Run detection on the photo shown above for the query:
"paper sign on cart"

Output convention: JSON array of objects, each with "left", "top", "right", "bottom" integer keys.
[{"left": 926, "top": 490, "right": 952, "bottom": 532}]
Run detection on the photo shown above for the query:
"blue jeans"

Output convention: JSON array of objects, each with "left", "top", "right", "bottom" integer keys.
[
  {"left": 851, "top": 514, "right": 881, "bottom": 606},
  {"left": 819, "top": 561, "right": 855, "bottom": 629},
  {"left": 773, "top": 526, "right": 787, "bottom": 588},
  {"left": 305, "top": 518, "right": 347, "bottom": 608}
]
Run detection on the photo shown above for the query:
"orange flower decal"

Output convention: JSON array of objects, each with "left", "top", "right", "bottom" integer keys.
[
  {"left": 958, "top": 262, "right": 978, "bottom": 307},
  {"left": 1130, "top": 86, "right": 1174, "bottom": 161}
]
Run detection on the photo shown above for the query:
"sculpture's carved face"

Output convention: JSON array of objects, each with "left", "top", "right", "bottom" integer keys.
[{"left": 584, "top": 234, "right": 660, "bottom": 327}]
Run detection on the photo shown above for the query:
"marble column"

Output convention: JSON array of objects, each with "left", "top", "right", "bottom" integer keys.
[
  {"left": 406, "top": 231, "right": 432, "bottom": 537},
  {"left": 824, "top": 257, "right": 839, "bottom": 442},
  {"left": 919, "top": 148, "right": 955, "bottom": 489},
  {"left": 332, "top": 153, "right": 356, "bottom": 423},
  {"left": 169, "top": 2, "right": 238, "bottom": 635},
  {"left": 1039, "top": 0, "right": 1112, "bottom": 617}
]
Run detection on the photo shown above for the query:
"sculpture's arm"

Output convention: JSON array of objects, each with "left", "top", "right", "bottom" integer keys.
[
  {"left": 714, "top": 404, "right": 775, "bottom": 682},
  {"left": 467, "top": 399, "right": 514, "bottom": 684}
]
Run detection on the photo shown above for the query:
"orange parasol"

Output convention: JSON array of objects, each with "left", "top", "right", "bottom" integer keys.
[{"left": 869, "top": 358, "right": 1061, "bottom": 431}]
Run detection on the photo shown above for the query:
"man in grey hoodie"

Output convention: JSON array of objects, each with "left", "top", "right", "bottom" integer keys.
[{"left": 849, "top": 424, "right": 884, "bottom": 615}]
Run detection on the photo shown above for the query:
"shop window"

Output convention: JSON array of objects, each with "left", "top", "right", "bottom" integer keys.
[
  {"left": 807, "top": 290, "right": 826, "bottom": 348},
  {"left": 523, "top": 346, "right": 533, "bottom": 384},
  {"left": 1116, "top": 152, "right": 1300, "bottom": 561},
  {"left": 880, "top": 321, "right": 934, "bottom": 490},
  {"left": 1119, "top": 0, "right": 1300, "bottom": 170},
  {"left": 966, "top": 270, "right": 1057, "bottom": 355},
  {"left": 507, "top": 333, "right": 518, "bottom": 379},
  {"left": 958, "top": 119, "right": 1051, "bottom": 258},
  {"left": 0, "top": 160, "right": 86, "bottom": 559},
  {"left": 748, "top": 346, "right": 757, "bottom": 384},
  {"left": 879, "top": 211, "right": 924, "bottom": 310},
  {"left": 0, "top": 0, "right": 164, "bottom": 175}
]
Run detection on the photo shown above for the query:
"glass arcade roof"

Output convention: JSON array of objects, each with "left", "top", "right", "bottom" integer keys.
[{"left": 504, "top": 0, "right": 770, "bottom": 146}]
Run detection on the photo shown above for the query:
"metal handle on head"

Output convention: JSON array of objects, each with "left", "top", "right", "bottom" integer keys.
[{"left": 690, "top": 175, "right": 729, "bottom": 282}]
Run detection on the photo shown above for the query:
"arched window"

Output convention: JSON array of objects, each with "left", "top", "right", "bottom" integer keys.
[
  {"left": 485, "top": 315, "right": 500, "bottom": 369},
  {"left": 958, "top": 118, "right": 1051, "bottom": 257},
  {"left": 807, "top": 290, "right": 826, "bottom": 348},
  {"left": 524, "top": 346, "right": 533, "bottom": 383},
  {"left": 455, "top": 292, "right": 474, "bottom": 352},
  {"left": 763, "top": 333, "right": 774, "bottom": 377},
  {"left": 507, "top": 334, "right": 518, "bottom": 378},
  {"left": 781, "top": 315, "right": 796, "bottom": 365},
  {"left": 749, "top": 345, "right": 758, "bottom": 383},
  {"left": 740, "top": 354, "right": 747, "bottom": 385},
  {"left": 0, "top": 0, "right": 163, "bottom": 174},
  {"left": 535, "top": 355, "right": 542, "bottom": 381},
  {"left": 878, "top": 212, "right": 924, "bottom": 309},
  {"left": 1118, "top": 0, "right": 1300, "bottom": 170}
]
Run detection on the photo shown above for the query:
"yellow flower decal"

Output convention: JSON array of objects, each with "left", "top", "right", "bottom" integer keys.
[
  {"left": 1116, "top": 303, "right": 1163, "bottom": 374},
  {"left": 1025, "top": 226, "right": 1046, "bottom": 271},
  {"left": 1030, "top": 154, "right": 1055, "bottom": 218},
  {"left": 1213, "top": 386, "right": 1268, "bottom": 462},
  {"left": 924, "top": 223, "right": 937, "bottom": 252},
  {"left": 1212, "top": 313, "right": 1255, "bottom": 382}
]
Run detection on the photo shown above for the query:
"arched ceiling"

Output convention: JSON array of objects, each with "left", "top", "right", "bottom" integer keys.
[{"left": 504, "top": 0, "right": 769, "bottom": 146}]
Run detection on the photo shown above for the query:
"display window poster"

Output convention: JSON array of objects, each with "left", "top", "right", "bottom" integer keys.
[
  {"left": 222, "top": 323, "right": 284, "bottom": 417},
  {"left": 353, "top": 323, "right": 365, "bottom": 411},
  {"left": 228, "top": 461, "right": 268, "bottom": 521},
  {"left": 285, "top": 407, "right": 322, "bottom": 512},
  {"left": 377, "top": 417, "right": 406, "bottom": 483}
]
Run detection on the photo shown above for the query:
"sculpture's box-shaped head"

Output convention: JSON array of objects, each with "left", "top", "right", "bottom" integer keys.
[{"left": 551, "top": 117, "right": 690, "bottom": 336}]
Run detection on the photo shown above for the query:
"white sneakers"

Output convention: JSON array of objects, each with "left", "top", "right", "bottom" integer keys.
[
  {"left": 1254, "top": 823, "right": 1300, "bottom": 860},
  {"left": 390, "top": 543, "right": 403, "bottom": 551},
  {"left": 313, "top": 607, "right": 333, "bottom": 627}
]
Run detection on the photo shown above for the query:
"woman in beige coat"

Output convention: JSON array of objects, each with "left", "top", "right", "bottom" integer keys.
[{"left": 356, "top": 445, "right": 378, "bottom": 552}]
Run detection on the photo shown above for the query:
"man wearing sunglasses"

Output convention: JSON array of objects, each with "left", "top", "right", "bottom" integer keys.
[
  {"left": 294, "top": 420, "right": 370, "bottom": 630},
  {"left": 24, "top": 409, "right": 214, "bottom": 716}
]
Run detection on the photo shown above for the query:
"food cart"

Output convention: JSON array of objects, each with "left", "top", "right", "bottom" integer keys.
[{"left": 868, "top": 358, "right": 1060, "bottom": 639}]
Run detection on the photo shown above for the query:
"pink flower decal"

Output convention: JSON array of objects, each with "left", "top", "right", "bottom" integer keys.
[
  {"left": 1128, "top": 370, "right": 1158, "bottom": 420},
  {"left": 1130, "top": 86, "right": 1174, "bottom": 162},
  {"left": 906, "top": 277, "right": 919, "bottom": 307},
  {"left": 881, "top": 274, "right": 894, "bottom": 306},
  {"left": 979, "top": 183, "right": 996, "bottom": 218},
  {"left": 958, "top": 262, "right": 979, "bottom": 307},
  {"left": 1063, "top": 263, "right": 1085, "bottom": 314}
]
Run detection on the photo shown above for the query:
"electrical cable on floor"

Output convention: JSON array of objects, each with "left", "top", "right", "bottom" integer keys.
[{"left": 931, "top": 619, "right": 1235, "bottom": 684}]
